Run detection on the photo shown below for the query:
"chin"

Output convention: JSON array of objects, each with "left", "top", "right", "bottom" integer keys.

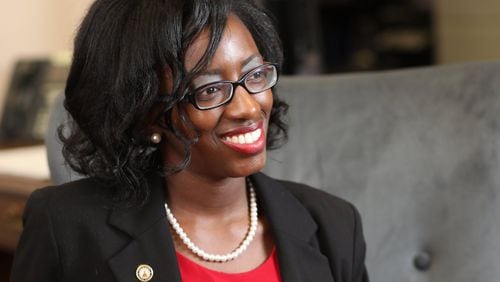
[{"left": 226, "top": 151, "right": 267, "bottom": 178}]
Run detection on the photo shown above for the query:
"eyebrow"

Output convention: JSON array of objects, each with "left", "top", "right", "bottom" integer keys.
[
  {"left": 241, "top": 54, "right": 262, "bottom": 68},
  {"left": 199, "top": 54, "right": 263, "bottom": 76}
]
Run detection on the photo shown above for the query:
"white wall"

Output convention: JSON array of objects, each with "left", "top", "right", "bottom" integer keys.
[{"left": 0, "top": 0, "right": 93, "bottom": 118}]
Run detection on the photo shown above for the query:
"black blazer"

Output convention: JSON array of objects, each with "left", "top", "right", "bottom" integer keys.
[{"left": 11, "top": 173, "right": 368, "bottom": 282}]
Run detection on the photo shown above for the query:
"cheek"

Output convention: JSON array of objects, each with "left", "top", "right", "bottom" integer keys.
[
  {"left": 187, "top": 108, "right": 222, "bottom": 152},
  {"left": 163, "top": 105, "right": 221, "bottom": 162},
  {"left": 174, "top": 91, "right": 273, "bottom": 136},
  {"left": 185, "top": 106, "right": 223, "bottom": 133},
  {"left": 256, "top": 90, "right": 274, "bottom": 119},
  {"left": 168, "top": 105, "right": 218, "bottom": 141}
]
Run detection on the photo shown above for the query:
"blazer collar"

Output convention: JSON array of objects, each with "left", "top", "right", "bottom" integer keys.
[
  {"left": 107, "top": 175, "right": 182, "bottom": 282},
  {"left": 251, "top": 173, "right": 335, "bottom": 282},
  {"left": 107, "top": 173, "right": 334, "bottom": 282}
]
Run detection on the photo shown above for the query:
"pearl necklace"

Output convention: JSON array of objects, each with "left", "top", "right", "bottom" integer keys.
[{"left": 164, "top": 178, "right": 258, "bottom": 263}]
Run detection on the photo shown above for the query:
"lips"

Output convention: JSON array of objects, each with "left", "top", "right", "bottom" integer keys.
[{"left": 220, "top": 123, "right": 266, "bottom": 155}]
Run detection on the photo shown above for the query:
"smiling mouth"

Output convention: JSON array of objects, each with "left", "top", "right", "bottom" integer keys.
[
  {"left": 222, "top": 128, "right": 262, "bottom": 144},
  {"left": 220, "top": 124, "right": 266, "bottom": 155}
]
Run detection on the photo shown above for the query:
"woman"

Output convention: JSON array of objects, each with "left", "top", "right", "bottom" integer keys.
[{"left": 11, "top": 0, "right": 368, "bottom": 281}]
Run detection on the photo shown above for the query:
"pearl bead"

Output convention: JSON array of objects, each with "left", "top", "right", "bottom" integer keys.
[
  {"left": 164, "top": 178, "right": 258, "bottom": 263},
  {"left": 150, "top": 133, "right": 162, "bottom": 144}
]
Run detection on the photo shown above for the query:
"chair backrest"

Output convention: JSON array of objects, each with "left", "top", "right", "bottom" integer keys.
[
  {"left": 264, "top": 61, "right": 500, "bottom": 282},
  {"left": 46, "top": 61, "right": 500, "bottom": 282},
  {"left": 45, "top": 92, "right": 82, "bottom": 184}
]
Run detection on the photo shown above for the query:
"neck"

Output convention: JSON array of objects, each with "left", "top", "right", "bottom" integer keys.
[{"left": 165, "top": 172, "right": 249, "bottom": 217}]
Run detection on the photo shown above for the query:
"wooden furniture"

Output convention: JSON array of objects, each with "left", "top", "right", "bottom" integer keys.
[{"left": 0, "top": 142, "right": 51, "bottom": 281}]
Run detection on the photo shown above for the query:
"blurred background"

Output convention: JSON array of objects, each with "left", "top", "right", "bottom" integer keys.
[
  {"left": 1, "top": 0, "right": 500, "bottom": 139},
  {"left": 265, "top": 0, "right": 500, "bottom": 74}
]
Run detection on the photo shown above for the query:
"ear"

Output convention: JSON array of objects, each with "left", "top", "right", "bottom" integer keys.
[
  {"left": 146, "top": 103, "right": 192, "bottom": 146},
  {"left": 145, "top": 66, "right": 175, "bottom": 139},
  {"left": 143, "top": 102, "right": 169, "bottom": 134}
]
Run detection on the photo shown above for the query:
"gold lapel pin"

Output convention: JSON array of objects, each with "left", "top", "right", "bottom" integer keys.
[{"left": 136, "top": 264, "right": 154, "bottom": 282}]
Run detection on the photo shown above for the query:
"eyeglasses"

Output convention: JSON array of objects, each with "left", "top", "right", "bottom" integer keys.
[{"left": 185, "top": 63, "right": 278, "bottom": 110}]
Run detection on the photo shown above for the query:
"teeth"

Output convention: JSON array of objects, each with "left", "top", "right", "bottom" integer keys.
[
  {"left": 244, "top": 133, "right": 252, "bottom": 143},
  {"left": 223, "top": 128, "right": 262, "bottom": 144},
  {"left": 252, "top": 130, "right": 259, "bottom": 140}
]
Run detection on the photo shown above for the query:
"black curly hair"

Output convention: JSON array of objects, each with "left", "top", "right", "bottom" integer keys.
[{"left": 61, "top": 0, "right": 288, "bottom": 206}]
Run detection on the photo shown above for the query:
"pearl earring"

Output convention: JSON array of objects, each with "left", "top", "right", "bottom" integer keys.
[{"left": 150, "top": 133, "right": 162, "bottom": 144}]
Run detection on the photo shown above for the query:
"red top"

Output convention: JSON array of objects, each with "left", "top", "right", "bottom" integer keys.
[{"left": 176, "top": 248, "right": 281, "bottom": 282}]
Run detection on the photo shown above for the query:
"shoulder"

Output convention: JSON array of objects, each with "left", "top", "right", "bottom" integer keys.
[
  {"left": 24, "top": 177, "right": 113, "bottom": 227},
  {"left": 14, "top": 178, "right": 123, "bottom": 281},
  {"left": 270, "top": 177, "right": 365, "bottom": 253},
  {"left": 269, "top": 177, "right": 368, "bottom": 281},
  {"left": 254, "top": 172, "right": 363, "bottom": 236},
  {"left": 30, "top": 177, "right": 110, "bottom": 203},
  {"left": 21, "top": 178, "right": 117, "bottom": 257},
  {"left": 255, "top": 173, "right": 368, "bottom": 278},
  {"left": 276, "top": 179, "right": 361, "bottom": 225}
]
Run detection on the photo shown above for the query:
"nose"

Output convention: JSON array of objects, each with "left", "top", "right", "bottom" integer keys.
[{"left": 224, "top": 85, "right": 260, "bottom": 120}]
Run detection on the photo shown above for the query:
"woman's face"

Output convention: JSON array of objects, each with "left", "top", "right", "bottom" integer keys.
[{"left": 163, "top": 15, "right": 273, "bottom": 180}]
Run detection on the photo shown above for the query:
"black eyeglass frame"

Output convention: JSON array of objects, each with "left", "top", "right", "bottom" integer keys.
[{"left": 184, "top": 63, "right": 278, "bottom": 110}]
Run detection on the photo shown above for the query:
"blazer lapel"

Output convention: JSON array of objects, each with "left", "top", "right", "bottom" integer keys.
[
  {"left": 105, "top": 173, "right": 334, "bottom": 282},
  {"left": 252, "top": 173, "right": 335, "bottom": 282},
  {"left": 107, "top": 175, "right": 182, "bottom": 282}
]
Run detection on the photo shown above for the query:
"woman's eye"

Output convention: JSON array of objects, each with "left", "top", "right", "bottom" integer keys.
[
  {"left": 196, "top": 86, "right": 220, "bottom": 101},
  {"left": 246, "top": 70, "right": 268, "bottom": 86},
  {"left": 249, "top": 71, "right": 264, "bottom": 81},
  {"left": 205, "top": 87, "right": 219, "bottom": 94}
]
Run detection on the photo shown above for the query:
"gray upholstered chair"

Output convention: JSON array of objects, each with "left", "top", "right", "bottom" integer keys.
[
  {"left": 45, "top": 93, "right": 82, "bottom": 184},
  {"left": 46, "top": 61, "right": 500, "bottom": 282}
]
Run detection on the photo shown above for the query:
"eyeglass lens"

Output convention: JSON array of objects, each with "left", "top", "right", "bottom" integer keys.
[{"left": 193, "top": 64, "right": 277, "bottom": 109}]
